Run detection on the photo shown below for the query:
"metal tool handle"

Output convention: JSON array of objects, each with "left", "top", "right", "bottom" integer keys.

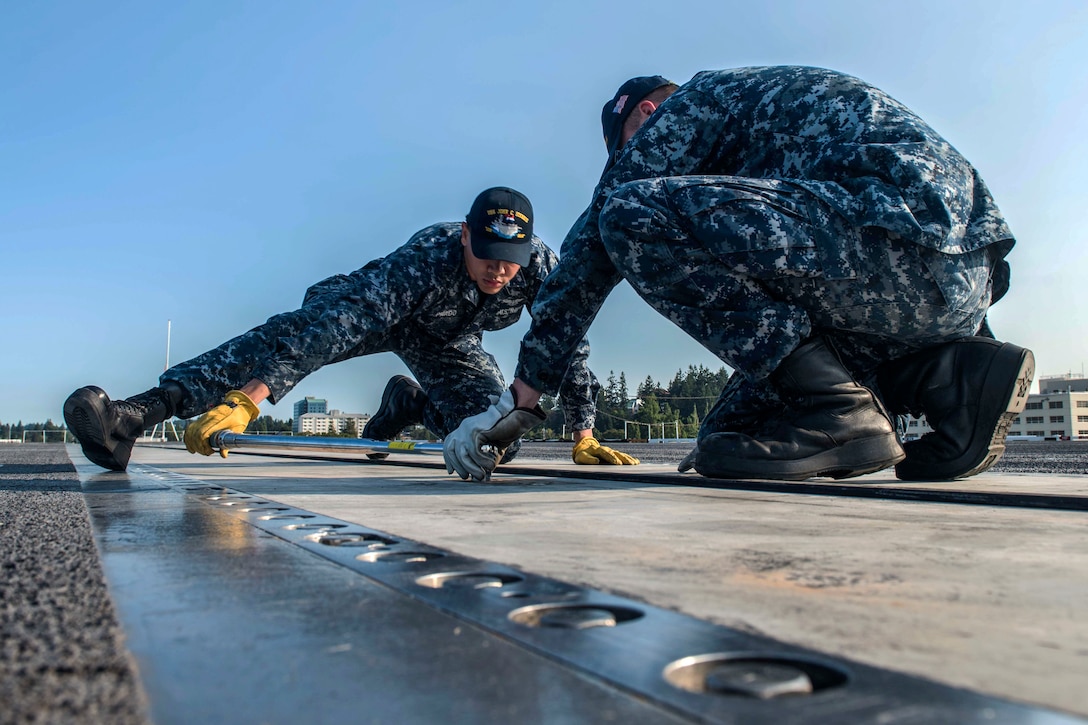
[{"left": 210, "top": 431, "right": 445, "bottom": 456}]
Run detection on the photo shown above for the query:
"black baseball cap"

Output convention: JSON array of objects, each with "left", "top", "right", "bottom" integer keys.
[
  {"left": 466, "top": 187, "right": 534, "bottom": 266},
  {"left": 601, "top": 75, "right": 673, "bottom": 168}
]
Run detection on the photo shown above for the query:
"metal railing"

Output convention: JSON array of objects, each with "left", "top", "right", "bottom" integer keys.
[{"left": 20, "top": 430, "right": 73, "bottom": 443}]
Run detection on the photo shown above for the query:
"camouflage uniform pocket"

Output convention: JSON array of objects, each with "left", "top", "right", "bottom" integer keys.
[{"left": 918, "top": 246, "right": 992, "bottom": 315}]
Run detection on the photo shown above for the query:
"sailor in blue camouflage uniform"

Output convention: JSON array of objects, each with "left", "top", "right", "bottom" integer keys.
[
  {"left": 444, "top": 67, "right": 1034, "bottom": 483},
  {"left": 64, "top": 187, "right": 637, "bottom": 472}
]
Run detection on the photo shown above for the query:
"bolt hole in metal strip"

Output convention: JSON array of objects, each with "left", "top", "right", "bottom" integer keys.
[
  {"left": 209, "top": 432, "right": 1088, "bottom": 513},
  {"left": 123, "top": 461, "right": 1082, "bottom": 724}
]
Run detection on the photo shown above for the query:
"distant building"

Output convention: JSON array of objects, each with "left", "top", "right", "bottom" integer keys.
[
  {"left": 293, "top": 396, "right": 327, "bottom": 419},
  {"left": 1009, "top": 375, "right": 1088, "bottom": 440},
  {"left": 1038, "top": 374, "right": 1088, "bottom": 394},
  {"left": 292, "top": 397, "right": 369, "bottom": 436}
]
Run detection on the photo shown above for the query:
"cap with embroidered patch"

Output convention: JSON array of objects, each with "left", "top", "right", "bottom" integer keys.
[
  {"left": 466, "top": 187, "right": 534, "bottom": 266},
  {"left": 601, "top": 75, "right": 672, "bottom": 169}
]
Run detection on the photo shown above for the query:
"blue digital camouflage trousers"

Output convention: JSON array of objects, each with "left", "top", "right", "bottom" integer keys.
[
  {"left": 160, "top": 310, "right": 509, "bottom": 440},
  {"left": 598, "top": 176, "right": 996, "bottom": 439}
]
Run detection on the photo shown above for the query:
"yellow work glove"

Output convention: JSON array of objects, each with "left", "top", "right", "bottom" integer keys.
[
  {"left": 572, "top": 437, "right": 640, "bottom": 465},
  {"left": 184, "top": 390, "right": 260, "bottom": 458}
]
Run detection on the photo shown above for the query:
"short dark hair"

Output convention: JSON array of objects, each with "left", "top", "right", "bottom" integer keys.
[
  {"left": 601, "top": 76, "right": 679, "bottom": 170},
  {"left": 621, "top": 84, "right": 679, "bottom": 139}
]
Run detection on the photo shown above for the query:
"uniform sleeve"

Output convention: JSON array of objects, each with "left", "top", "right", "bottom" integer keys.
[
  {"left": 524, "top": 241, "right": 601, "bottom": 431},
  {"left": 251, "top": 237, "right": 436, "bottom": 401},
  {"left": 515, "top": 86, "right": 726, "bottom": 396},
  {"left": 515, "top": 204, "right": 620, "bottom": 396},
  {"left": 557, "top": 339, "right": 601, "bottom": 432}
]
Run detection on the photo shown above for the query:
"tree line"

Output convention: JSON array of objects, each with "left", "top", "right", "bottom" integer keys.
[
  {"left": 537, "top": 364, "right": 732, "bottom": 441},
  {"left": 1, "top": 419, "right": 70, "bottom": 442}
]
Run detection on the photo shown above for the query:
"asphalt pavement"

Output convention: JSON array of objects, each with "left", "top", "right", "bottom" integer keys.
[{"left": 0, "top": 444, "right": 148, "bottom": 724}]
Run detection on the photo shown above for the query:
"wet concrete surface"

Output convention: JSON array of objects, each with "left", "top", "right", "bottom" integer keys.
[{"left": 76, "top": 461, "right": 684, "bottom": 725}]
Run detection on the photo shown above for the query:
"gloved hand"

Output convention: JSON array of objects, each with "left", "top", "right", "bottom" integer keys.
[
  {"left": 444, "top": 388, "right": 546, "bottom": 481},
  {"left": 184, "top": 390, "right": 260, "bottom": 457},
  {"left": 572, "top": 437, "right": 640, "bottom": 465}
]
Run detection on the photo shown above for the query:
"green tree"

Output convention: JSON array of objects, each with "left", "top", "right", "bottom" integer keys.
[
  {"left": 637, "top": 375, "right": 657, "bottom": 398},
  {"left": 246, "top": 415, "right": 293, "bottom": 434},
  {"left": 604, "top": 371, "right": 619, "bottom": 409}
]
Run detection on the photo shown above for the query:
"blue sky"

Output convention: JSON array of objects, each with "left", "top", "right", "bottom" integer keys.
[{"left": 2, "top": 1, "right": 1086, "bottom": 425}]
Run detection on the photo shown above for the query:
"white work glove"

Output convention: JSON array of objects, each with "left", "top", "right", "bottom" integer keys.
[{"left": 444, "top": 388, "right": 546, "bottom": 481}]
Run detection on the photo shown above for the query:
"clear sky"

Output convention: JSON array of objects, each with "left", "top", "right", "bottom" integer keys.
[{"left": 2, "top": 1, "right": 1086, "bottom": 425}]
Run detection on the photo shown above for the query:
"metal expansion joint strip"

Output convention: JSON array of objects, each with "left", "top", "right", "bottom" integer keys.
[{"left": 132, "top": 463, "right": 1079, "bottom": 725}]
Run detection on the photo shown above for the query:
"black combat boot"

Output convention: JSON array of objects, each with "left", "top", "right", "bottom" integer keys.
[
  {"left": 63, "top": 381, "right": 186, "bottom": 471},
  {"left": 363, "top": 375, "right": 427, "bottom": 440},
  {"left": 693, "top": 337, "right": 905, "bottom": 481},
  {"left": 877, "top": 337, "right": 1034, "bottom": 481},
  {"left": 362, "top": 376, "right": 427, "bottom": 460}
]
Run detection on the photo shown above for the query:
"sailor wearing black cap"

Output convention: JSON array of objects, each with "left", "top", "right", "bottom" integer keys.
[{"left": 64, "top": 187, "right": 637, "bottom": 471}]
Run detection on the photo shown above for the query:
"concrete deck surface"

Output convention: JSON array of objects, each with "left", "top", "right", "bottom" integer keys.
[{"left": 108, "top": 445, "right": 1088, "bottom": 718}]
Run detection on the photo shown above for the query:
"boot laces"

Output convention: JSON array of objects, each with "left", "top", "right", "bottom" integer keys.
[{"left": 113, "top": 397, "right": 154, "bottom": 420}]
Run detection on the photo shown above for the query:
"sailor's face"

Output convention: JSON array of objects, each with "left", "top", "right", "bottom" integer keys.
[{"left": 462, "top": 225, "right": 520, "bottom": 295}]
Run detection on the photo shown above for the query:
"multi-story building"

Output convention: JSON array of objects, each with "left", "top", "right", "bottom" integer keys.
[
  {"left": 293, "top": 400, "right": 370, "bottom": 437},
  {"left": 1009, "top": 375, "right": 1088, "bottom": 440},
  {"left": 293, "top": 396, "right": 327, "bottom": 420}
]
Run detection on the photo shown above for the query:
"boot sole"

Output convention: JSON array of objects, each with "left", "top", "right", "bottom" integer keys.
[
  {"left": 895, "top": 344, "right": 1035, "bottom": 481},
  {"left": 695, "top": 434, "right": 906, "bottom": 482},
  {"left": 62, "top": 387, "right": 131, "bottom": 471}
]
